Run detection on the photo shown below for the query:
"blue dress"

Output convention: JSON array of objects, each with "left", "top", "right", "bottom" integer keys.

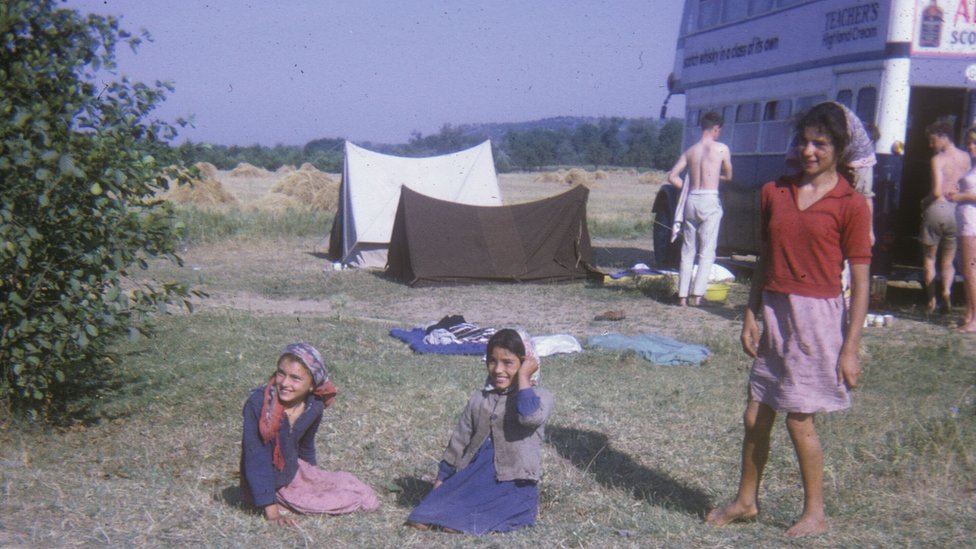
[
  {"left": 407, "top": 389, "right": 542, "bottom": 534},
  {"left": 406, "top": 436, "right": 538, "bottom": 534}
]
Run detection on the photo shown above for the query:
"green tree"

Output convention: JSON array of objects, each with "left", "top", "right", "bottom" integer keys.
[
  {"left": 0, "top": 0, "right": 193, "bottom": 418},
  {"left": 654, "top": 118, "right": 684, "bottom": 169}
]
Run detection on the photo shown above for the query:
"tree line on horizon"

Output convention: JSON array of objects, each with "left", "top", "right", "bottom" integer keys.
[{"left": 176, "top": 116, "right": 684, "bottom": 174}]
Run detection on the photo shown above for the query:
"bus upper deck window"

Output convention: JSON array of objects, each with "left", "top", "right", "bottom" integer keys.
[
  {"left": 723, "top": 1, "right": 748, "bottom": 23},
  {"left": 836, "top": 90, "right": 853, "bottom": 108},
  {"left": 698, "top": 0, "right": 721, "bottom": 29},
  {"left": 750, "top": 0, "right": 775, "bottom": 15}
]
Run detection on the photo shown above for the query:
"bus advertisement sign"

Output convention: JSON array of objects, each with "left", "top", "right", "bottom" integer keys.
[{"left": 913, "top": 0, "right": 976, "bottom": 55}]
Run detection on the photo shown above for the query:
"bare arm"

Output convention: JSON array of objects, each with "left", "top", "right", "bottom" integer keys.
[
  {"left": 740, "top": 253, "right": 767, "bottom": 358},
  {"left": 667, "top": 153, "right": 688, "bottom": 188},
  {"left": 838, "top": 263, "right": 868, "bottom": 389},
  {"left": 930, "top": 157, "right": 944, "bottom": 200},
  {"left": 719, "top": 145, "right": 733, "bottom": 183}
]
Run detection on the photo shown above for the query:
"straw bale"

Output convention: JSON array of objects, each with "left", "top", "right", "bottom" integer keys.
[
  {"left": 534, "top": 170, "right": 566, "bottom": 183},
  {"left": 229, "top": 162, "right": 270, "bottom": 177},
  {"left": 593, "top": 170, "right": 608, "bottom": 180},
  {"left": 638, "top": 170, "right": 668, "bottom": 185},
  {"left": 166, "top": 177, "right": 238, "bottom": 207},
  {"left": 271, "top": 170, "right": 339, "bottom": 211},
  {"left": 194, "top": 162, "right": 218, "bottom": 179},
  {"left": 564, "top": 168, "right": 592, "bottom": 186}
]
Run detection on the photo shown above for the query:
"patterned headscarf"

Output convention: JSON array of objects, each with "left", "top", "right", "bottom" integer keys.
[
  {"left": 786, "top": 101, "right": 877, "bottom": 171},
  {"left": 258, "top": 342, "right": 338, "bottom": 470}
]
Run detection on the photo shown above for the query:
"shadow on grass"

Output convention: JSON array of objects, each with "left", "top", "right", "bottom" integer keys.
[
  {"left": 547, "top": 425, "right": 711, "bottom": 517},
  {"left": 219, "top": 485, "right": 263, "bottom": 516},
  {"left": 591, "top": 246, "right": 654, "bottom": 270},
  {"left": 391, "top": 476, "right": 434, "bottom": 508}
]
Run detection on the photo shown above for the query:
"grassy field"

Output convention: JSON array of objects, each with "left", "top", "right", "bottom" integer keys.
[{"left": 0, "top": 171, "right": 973, "bottom": 548}]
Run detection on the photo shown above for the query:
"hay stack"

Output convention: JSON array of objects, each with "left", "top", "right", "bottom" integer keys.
[
  {"left": 275, "top": 165, "right": 296, "bottom": 175},
  {"left": 194, "top": 161, "right": 218, "bottom": 179},
  {"left": 299, "top": 162, "right": 318, "bottom": 172},
  {"left": 638, "top": 170, "right": 668, "bottom": 185},
  {"left": 229, "top": 162, "right": 270, "bottom": 177},
  {"left": 534, "top": 170, "right": 566, "bottom": 183},
  {"left": 564, "top": 168, "right": 592, "bottom": 186},
  {"left": 166, "top": 176, "right": 238, "bottom": 207},
  {"left": 270, "top": 170, "right": 339, "bottom": 211},
  {"left": 593, "top": 170, "right": 608, "bottom": 180}
]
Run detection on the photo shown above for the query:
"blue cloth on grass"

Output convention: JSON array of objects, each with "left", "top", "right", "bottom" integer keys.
[
  {"left": 586, "top": 332, "right": 710, "bottom": 366},
  {"left": 389, "top": 328, "right": 487, "bottom": 355}
]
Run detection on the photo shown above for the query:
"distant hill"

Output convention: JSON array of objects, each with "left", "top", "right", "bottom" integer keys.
[{"left": 452, "top": 116, "right": 605, "bottom": 141}]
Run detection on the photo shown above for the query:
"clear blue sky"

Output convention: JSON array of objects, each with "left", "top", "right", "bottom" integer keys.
[{"left": 65, "top": 0, "right": 685, "bottom": 146}]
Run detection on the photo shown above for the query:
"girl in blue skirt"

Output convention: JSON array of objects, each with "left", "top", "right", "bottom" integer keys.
[{"left": 406, "top": 328, "right": 554, "bottom": 534}]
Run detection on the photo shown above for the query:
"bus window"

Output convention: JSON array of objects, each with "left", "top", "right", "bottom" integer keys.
[
  {"left": 795, "top": 94, "right": 829, "bottom": 115},
  {"left": 750, "top": 0, "right": 775, "bottom": 15},
  {"left": 723, "top": 1, "right": 749, "bottom": 23},
  {"left": 698, "top": 0, "right": 721, "bottom": 29},
  {"left": 836, "top": 89, "right": 853, "bottom": 109},
  {"left": 689, "top": 109, "right": 701, "bottom": 128},
  {"left": 856, "top": 87, "right": 877, "bottom": 125},
  {"left": 761, "top": 100, "right": 793, "bottom": 152},
  {"left": 733, "top": 102, "right": 760, "bottom": 153}
]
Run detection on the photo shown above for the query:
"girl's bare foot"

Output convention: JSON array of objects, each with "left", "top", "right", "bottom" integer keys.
[
  {"left": 957, "top": 322, "right": 976, "bottom": 333},
  {"left": 705, "top": 501, "right": 759, "bottom": 527},
  {"left": 785, "top": 513, "right": 827, "bottom": 538}
]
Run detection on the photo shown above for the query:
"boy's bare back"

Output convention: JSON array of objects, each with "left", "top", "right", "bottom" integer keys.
[{"left": 685, "top": 140, "right": 731, "bottom": 192}]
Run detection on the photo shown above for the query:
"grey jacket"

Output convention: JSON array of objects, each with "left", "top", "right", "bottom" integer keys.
[{"left": 442, "top": 386, "right": 554, "bottom": 482}]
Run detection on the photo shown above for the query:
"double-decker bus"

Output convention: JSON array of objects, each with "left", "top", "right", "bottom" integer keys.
[{"left": 658, "top": 0, "right": 976, "bottom": 275}]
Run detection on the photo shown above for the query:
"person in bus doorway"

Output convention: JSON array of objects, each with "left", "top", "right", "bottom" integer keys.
[
  {"left": 946, "top": 125, "right": 976, "bottom": 333},
  {"left": 705, "top": 102, "right": 871, "bottom": 538},
  {"left": 667, "top": 111, "right": 733, "bottom": 306},
  {"left": 920, "top": 120, "right": 970, "bottom": 314}
]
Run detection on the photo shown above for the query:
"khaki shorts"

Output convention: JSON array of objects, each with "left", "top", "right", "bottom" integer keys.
[{"left": 920, "top": 199, "right": 957, "bottom": 248}]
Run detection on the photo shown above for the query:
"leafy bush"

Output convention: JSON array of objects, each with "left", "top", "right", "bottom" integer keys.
[{"left": 0, "top": 0, "right": 194, "bottom": 418}]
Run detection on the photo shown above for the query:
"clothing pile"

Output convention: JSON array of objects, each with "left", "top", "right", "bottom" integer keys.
[{"left": 422, "top": 315, "right": 496, "bottom": 346}]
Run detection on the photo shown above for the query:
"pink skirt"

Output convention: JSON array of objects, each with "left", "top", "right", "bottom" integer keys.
[
  {"left": 749, "top": 291, "right": 852, "bottom": 414},
  {"left": 276, "top": 460, "right": 381, "bottom": 515}
]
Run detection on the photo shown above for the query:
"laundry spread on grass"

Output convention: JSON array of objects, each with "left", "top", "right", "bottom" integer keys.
[
  {"left": 586, "top": 333, "right": 710, "bottom": 366},
  {"left": 389, "top": 315, "right": 495, "bottom": 355},
  {"left": 389, "top": 316, "right": 585, "bottom": 357}
]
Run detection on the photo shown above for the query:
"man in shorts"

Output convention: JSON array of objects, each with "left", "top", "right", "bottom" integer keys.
[
  {"left": 667, "top": 111, "right": 733, "bottom": 306},
  {"left": 921, "top": 120, "right": 970, "bottom": 313}
]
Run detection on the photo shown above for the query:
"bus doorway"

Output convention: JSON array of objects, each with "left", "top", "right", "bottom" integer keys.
[{"left": 892, "top": 87, "right": 970, "bottom": 267}]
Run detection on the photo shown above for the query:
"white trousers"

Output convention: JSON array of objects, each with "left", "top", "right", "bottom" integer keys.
[{"left": 678, "top": 192, "right": 723, "bottom": 298}]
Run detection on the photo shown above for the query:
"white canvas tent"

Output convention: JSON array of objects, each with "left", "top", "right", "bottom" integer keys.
[{"left": 328, "top": 140, "right": 502, "bottom": 268}]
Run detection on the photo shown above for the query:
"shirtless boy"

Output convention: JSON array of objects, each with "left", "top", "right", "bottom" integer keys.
[
  {"left": 921, "top": 120, "right": 970, "bottom": 313},
  {"left": 667, "top": 111, "right": 733, "bottom": 306}
]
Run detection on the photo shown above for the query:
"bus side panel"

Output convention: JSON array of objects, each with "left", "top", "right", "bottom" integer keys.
[{"left": 717, "top": 155, "right": 787, "bottom": 256}]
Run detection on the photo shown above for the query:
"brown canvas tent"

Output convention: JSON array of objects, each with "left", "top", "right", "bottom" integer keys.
[{"left": 386, "top": 185, "right": 593, "bottom": 285}]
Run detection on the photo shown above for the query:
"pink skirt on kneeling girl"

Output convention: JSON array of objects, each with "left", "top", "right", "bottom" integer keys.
[{"left": 276, "top": 460, "right": 381, "bottom": 514}]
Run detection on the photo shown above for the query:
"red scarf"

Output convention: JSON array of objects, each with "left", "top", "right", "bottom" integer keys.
[{"left": 257, "top": 375, "right": 338, "bottom": 471}]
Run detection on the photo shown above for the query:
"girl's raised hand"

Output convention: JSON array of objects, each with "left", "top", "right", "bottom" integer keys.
[{"left": 517, "top": 355, "right": 540, "bottom": 388}]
